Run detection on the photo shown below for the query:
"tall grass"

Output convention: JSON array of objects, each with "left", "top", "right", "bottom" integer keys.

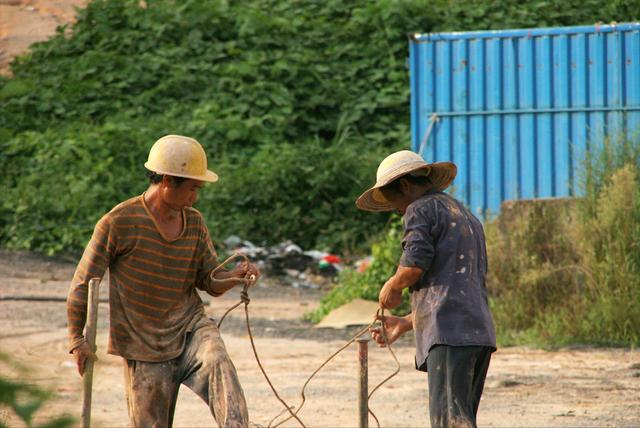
[{"left": 488, "top": 138, "right": 640, "bottom": 347}]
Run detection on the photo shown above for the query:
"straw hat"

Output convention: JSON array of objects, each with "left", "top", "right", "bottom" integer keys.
[{"left": 356, "top": 150, "right": 456, "bottom": 212}]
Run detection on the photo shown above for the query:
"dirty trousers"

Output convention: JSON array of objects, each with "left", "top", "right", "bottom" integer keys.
[
  {"left": 123, "top": 319, "right": 248, "bottom": 428},
  {"left": 426, "top": 345, "right": 492, "bottom": 428}
]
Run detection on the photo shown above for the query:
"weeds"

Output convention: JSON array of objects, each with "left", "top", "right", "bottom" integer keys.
[{"left": 488, "top": 139, "right": 640, "bottom": 347}]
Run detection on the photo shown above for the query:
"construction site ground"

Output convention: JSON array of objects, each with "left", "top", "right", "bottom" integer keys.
[{"left": 0, "top": 249, "right": 639, "bottom": 427}]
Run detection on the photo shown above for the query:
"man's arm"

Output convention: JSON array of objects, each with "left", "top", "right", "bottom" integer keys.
[
  {"left": 67, "top": 216, "right": 114, "bottom": 374},
  {"left": 379, "top": 266, "right": 424, "bottom": 309},
  {"left": 379, "top": 202, "right": 436, "bottom": 310},
  {"left": 370, "top": 313, "right": 413, "bottom": 347},
  {"left": 207, "top": 261, "right": 260, "bottom": 295},
  {"left": 195, "top": 221, "right": 260, "bottom": 297}
]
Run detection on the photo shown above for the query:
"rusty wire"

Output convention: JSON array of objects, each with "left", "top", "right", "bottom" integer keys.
[{"left": 215, "top": 253, "right": 401, "bottom": 428}]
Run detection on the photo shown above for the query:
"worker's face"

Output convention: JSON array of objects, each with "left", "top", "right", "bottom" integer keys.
[
  {"left": 380, "top": 179, "right": 414, "bottom": 215},
  {"left": 161, "top": 177, "right": 204, "bottom": 210}
]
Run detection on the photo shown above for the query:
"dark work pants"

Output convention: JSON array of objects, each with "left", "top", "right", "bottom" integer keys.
[{"left": 426, "top": 345, "right": 492, "bottom": 428}]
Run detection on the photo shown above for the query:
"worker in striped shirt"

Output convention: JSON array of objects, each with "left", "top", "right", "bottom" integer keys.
[{"left": 66, "top": 135, "right": 259, "bottom": 428}]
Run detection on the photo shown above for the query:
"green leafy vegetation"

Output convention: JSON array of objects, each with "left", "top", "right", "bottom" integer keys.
[
  {"left": 1, "top": 0, "right": 421, "bottom": 255},
  {"left": 0, "top": 354, "right": 75, "bottom": 428},
  {"left": 2, "top": 0, "right": 638, "bottom": 255}
]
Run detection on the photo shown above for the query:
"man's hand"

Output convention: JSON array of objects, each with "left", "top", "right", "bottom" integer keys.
[
  {"left": 71, "top": 341, "right": 96, "bottom": 376},
  {"left": 232, "top": 261, "right": 261, "bottom": 287},
  {"left": 379, "top": 279, "right": 403, "bottom": 309},
  {"left": 378, "top": 266, "right": 423, "bottom": 309},
  {"left": 369, "top": 314, "right": 412, "bottom": 347}
]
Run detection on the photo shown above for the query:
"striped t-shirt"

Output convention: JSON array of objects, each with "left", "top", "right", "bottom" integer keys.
[{"left": 67, "top": 194, "right": 220, "bottom": 362}]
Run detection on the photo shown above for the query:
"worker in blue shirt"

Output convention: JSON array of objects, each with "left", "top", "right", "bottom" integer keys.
[{"left": 357, "top": 150, "right": 496, "bottom": 428}]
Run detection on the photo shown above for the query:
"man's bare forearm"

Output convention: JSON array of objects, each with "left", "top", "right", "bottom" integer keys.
[
  {"left": 208, "top": 269, "right": 246, "bottom": 294},
  {"left": 387, "top": 266, "right": 424, "bottom": 291},
  {"left": 401, "top": 313, "right": 414, "bottom": 333}
]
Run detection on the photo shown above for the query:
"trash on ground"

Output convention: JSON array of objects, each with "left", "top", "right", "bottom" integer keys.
[
  {"left": 355, "top": 256, "right": 374, "bottom": 273},
  {"left": 222, "top": 237, "right": 342, "bottom": 288}
]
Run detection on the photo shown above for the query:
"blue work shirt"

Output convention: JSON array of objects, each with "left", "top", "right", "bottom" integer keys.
[{"left": 399, "top": 191, "right": 496, "bottom": 372}]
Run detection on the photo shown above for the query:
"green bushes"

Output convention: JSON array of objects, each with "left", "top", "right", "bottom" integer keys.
[
  {"left": 205, "top": 139, "right": 392, "bottom": 251},
  {"left": 2, "top": 0, "right": 639, "bottom": 255},
  {"left": 0, "top": 121, "right": 155, "bottom": 255},
  {"left": 1, "top": 0, "right": 424, "bottom": 254}
]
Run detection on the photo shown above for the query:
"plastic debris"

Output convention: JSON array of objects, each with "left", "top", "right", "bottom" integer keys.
[
  {"left": 355, "top": 256, "right": 374, "bottom": 273},
  {"left": 223, "top": 235, "right": 243, "bottom": 249},
  {"left": 222, "top": 237, "right": 343, "bottom": 287}
]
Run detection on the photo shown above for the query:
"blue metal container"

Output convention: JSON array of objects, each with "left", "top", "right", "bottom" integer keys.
[{"left": 409, "top": 23, "right": 640, "bottom": 216}]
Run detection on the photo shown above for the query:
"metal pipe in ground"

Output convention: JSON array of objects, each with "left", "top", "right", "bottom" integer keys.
[
  {"left": 357, "top": 338, "right": 369, "bottom": 428},
  {"left": 82, "top": 277, "right": 101, "bottom": 428}
]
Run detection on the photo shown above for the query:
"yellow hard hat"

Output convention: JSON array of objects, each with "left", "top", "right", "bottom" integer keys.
[
  {"left": 356, "top": 150, "right": 456, "bottom": 211},
  {"left": 144, "top": 135, "right": 218, "bottom": 183}
]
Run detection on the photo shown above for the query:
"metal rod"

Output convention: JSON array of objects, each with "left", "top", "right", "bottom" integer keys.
[
  {"left": 82, "top": 277, "right": 101, "bottom": 428},
  {"left": 423, "top": 105, "right": 640, "bottom": 118},
  {"left": 357, "top": 338, "right": 369, "bottom": 428},
  {"left": 418, "top": 114, "right": 438, "bottom": 157}
]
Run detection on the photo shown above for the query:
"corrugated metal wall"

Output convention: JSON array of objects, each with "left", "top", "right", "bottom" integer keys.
[{"left": 409, "top": 23, "right": 640, "bottom": 216}]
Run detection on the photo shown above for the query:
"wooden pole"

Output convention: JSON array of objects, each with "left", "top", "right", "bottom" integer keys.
[
  {"left": 82, "top": 277, "right": 101, "bottom": 428},
  {"left": 357, "top": 338, "right": 369, "bottom": 428}
]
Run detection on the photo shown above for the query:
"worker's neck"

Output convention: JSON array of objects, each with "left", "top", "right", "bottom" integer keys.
[{"left": 144, "top": 184, "right": 182, "bottom": 222}]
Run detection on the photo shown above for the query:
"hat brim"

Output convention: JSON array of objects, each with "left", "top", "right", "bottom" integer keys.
[
  {"left": 144, "top": 163, "right": 219, "bottom": 183},
  {"left": 356, "top": 162, "right": 457, "bottom": 212}
]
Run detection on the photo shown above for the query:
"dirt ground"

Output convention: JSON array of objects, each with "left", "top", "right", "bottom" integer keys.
[
  {"left": 0, "top": 0, "right": 87, "bottom": 75},
  {"left": 0, "top": 249, "right": 639, "bottom": 427}
]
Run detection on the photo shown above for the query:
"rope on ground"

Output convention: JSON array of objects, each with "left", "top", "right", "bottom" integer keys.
[{"left": 216, "top": 252, "right": 401, "bottom": 428}]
